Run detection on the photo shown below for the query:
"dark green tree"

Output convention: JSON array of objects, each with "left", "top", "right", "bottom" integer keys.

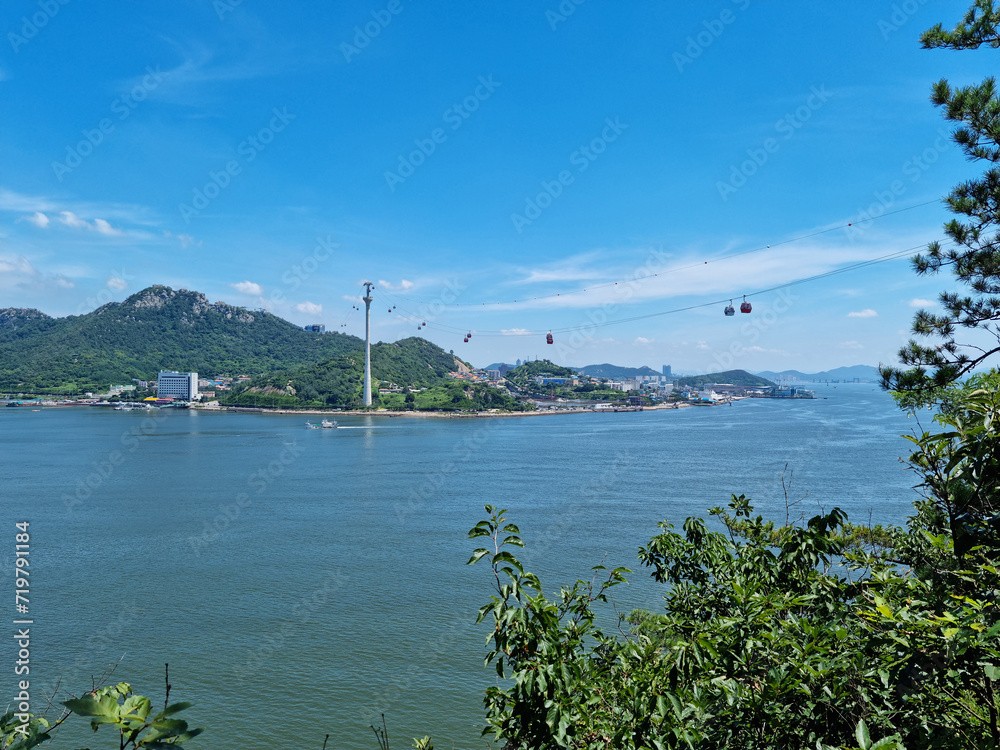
[{"left": 884, "top": 1, "right": 1000, "bottom": 393}]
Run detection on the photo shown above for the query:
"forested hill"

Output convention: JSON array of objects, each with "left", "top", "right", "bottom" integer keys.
[
  {"left": 576, "top": 363, "right": 661, "bottom": 379},
  {"left": 221, "top": 337, "right": 478, "bottom": 409},
  {"left": 0, "top": 285, "right": 363, "bottom": 392},
  {"left": 676, "top": 370, "right": 776, "bottom": 387},
  {"left": 503, "top": 359, "right": 579, "bottom": 388}
]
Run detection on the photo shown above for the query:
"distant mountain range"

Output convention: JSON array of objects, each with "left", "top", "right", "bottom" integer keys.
[{"left": 754, "top": 365, "right": 881, "bottom": 383}]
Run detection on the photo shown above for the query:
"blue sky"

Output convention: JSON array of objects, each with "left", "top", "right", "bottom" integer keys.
[{"left": 0, "top": 0, "right": 992, "bottom": 372}]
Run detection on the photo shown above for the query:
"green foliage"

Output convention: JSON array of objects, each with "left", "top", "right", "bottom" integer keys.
[
  {"left": 62, "top": 681, "right": 203, "bottom": 749},
  {"left": 466, "top": 373, "right": 1000, "bottom": 748},
  {"left": 503, "top": 360, "right": 580, "bottom": 389},
  {"left": 1, "top": 711, "right": 52, "bottom": 750},
  {"left": 676, "top": 370, "right": 775, "bottom": 388},
  {"left": 0, "top": 286, "right": 362, "bottom": 393},
  {"left": 221, "top": 340, "right": 529, "bottom": 411},
  {"left": 883, "top": 2, "right": 1000, "bottom": 392}
]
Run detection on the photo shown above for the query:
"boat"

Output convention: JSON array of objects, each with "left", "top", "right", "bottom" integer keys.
[{"left": 306, "top": 419, "right": 339, "bottom": 429}]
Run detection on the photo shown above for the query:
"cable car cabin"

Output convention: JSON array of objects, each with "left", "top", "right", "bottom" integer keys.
[
  {"left": 466, "top": 332, "right": 472, "bottom": 339},
  {"left": 546, "top": 332, "right": 554, "bottom": 344},
  {"left": 740, "top": 299, "right": 752, "bottom": 313},
  {"left": 724, "top": 304, "right": 735, "bottom": 316}
]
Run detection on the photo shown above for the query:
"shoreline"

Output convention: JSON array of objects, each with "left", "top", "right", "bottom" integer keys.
[{"left": 192, "top": 401, "right": 698, "bottom": 418}]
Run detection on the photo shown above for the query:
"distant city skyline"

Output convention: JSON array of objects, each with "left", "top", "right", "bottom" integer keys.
[{"left": 0, "top": 0, "right": 989, "bottom": 371}]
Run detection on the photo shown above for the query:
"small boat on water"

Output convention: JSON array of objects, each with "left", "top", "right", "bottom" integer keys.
[{"left": 306, "top": 419, "right": 339, "bottom": 429}]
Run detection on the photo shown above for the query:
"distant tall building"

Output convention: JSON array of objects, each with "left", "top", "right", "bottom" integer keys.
[
  {"left": 157, "top": 371, "right": 198, "bottom": 400},
  {"left": 516, "top": 359, "right": 522, "bottom": 367},
  {"left": 662, "top": 365, "right": 672, "bottom": 378}
]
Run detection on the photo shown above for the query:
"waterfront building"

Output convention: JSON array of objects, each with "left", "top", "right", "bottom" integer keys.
[{"left": 157, "top": 371, "right": 198, "bottom": 401}]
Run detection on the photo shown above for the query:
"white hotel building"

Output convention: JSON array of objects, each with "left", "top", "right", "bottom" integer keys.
[{"left": 157, "top": 371, "right": 198, "bottom": 400}]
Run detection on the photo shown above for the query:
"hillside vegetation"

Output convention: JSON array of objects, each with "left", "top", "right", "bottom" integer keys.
[
  {"left": 220, "top": 337, "right": 525, "bottom": 410},
  {"left": 0, "top": 285, "right": 363, "bottom": 392},
  {"left": 503, "top": 359, "right": 579, "bottom": 389},
  {"left": 676, "top": 369, "right": 775, "bottom": 388}
]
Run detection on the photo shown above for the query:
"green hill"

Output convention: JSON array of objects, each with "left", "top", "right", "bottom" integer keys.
[
  {"left": 221, "top": 337, "right": 525, "bottom": 411},
  {"left": 0, "top": 285, "right": 363, "bottom": 393},
  {"left": 503, "top": 359, "right": 579, "bottom": 389},
  {"left": 676, "top": 369, "right": 776, "bottom": 388}
]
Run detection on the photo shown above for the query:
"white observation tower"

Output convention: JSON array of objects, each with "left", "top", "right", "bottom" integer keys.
[{"left": 362, "top": 281, "right": 374, "bottom": 406}]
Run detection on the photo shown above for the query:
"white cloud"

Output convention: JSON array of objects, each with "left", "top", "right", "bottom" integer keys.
[
  {"left": 230, "top": 280, "right": 263, "bottom": 296},
  {"left": 0, "top": 188, "right": 59, "bottom": 213},
  {"left": 93, "top": 218, "right": 123, "bottom": 236},
  {"left": 107, "top": 276, "right": 128, "bottom": 290},
  {"left": 0, "top": 254, "right": 73, "bottom": 294},
  {"left": 838, "top": 340, "right": 864, "bottom": 349},
  {"left": 633, "top": 337, "right": 653, "bottom": 345},
  {"left": 0, "top": 255, "right": 34, "bottom": 275},
  {"left": 378, "top": 279, "right": 415, "bottom": 291},
  {"left": 909, "top": 298, "right": 937, "bottom": 307},
  {"left": 20, "top": 212, "right": 49, "bottom": 228},
  {"left": 295, "top": 301, "right": 322, "bottom": 316},
  {"left": 59, "top": 211, "right": 88, "bottom": 230},
  {"left": 57, "top": 211, "right": 124, "bottom": 235},
  {"left": 847, "top": 309, "right": 878, "bottom": 318},
  {"left": 501, "top": 328, "right": 532, "bottom": 336},
  {"left": 163, "top": 230, "right": 198, "bottom": 248}
]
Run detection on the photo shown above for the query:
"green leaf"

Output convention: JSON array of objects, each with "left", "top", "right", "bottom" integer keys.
[
  {"left": 467, "top": 548, "right": 490, "bottom": 565},
  {"left": 855, "top": 718, "right": 871, "bottom": 750}
]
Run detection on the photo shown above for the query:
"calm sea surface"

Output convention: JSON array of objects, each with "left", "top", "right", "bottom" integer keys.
[{"left": 1, "top": 385, "right": 927, "bottom": 748}]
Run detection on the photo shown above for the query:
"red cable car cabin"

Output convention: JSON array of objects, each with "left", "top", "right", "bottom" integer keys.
[
  {"left": 546, "top": 332, "right": 554, "bottom": 344},
  {"left": 740, "top": 298, "right": 752, "bottom": 313}
]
